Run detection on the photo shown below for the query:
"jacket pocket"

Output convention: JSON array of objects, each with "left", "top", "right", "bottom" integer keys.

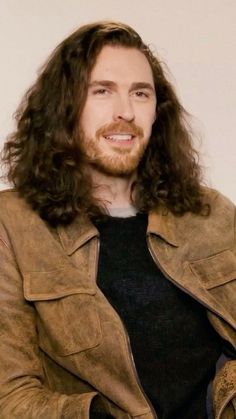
[
  {"left": 23, "top": 266, "right": 102, "bottom": 356},
  {"left": 189, "top": 250, "right": 236, "bottom": 289},
  {"left": 189, "top": 250, "right": 236, "bottom": 328}
]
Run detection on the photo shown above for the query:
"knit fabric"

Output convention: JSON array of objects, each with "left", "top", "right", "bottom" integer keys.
[{"left": 94, "top": 214, "right": 223, "bottom": 419}]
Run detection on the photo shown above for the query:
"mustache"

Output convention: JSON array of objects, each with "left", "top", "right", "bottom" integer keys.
[{"left": 96, "top": 121, "right": 144, "bottom": 138}]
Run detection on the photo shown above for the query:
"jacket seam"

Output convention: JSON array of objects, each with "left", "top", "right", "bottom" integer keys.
[{"left": 0, "top": 236, "right": 11, "bottom": 250}]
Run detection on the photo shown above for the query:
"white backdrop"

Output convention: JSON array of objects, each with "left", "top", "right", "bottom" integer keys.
[{"left": 1, "top": 0, "right": 235, "bottom": 202}]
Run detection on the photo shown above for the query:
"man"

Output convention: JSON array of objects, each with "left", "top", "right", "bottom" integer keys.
[{"left": 0, "top": 21, "right": 235, "bottom": 419}]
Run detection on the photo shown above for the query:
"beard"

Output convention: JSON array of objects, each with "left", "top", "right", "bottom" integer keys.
[{"left": 78, "top": 121, "right": 148, "bottom": 177}]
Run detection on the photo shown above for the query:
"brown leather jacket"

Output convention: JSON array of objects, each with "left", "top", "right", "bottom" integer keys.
[{"left": 0, "top": 189, "right": 235, "bottom": 419}]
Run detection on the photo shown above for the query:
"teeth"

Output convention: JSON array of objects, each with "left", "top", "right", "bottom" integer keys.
[{"left": 105, "top": 134, "right": 133, "bottom": 141}]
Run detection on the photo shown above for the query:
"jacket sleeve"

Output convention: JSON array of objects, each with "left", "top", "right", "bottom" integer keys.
[
  {"left": 0, "top": 237, "right": 97, "bottom": 419},
  {"left": 213, "top": 360, "right": 236, "bottom": 419},
  {"left": 212, "top": 203, "right": 236, "bottom": 419}
]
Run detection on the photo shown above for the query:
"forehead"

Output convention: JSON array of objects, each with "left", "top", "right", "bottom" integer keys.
[{"left": 89, "top": 45, "right": 154, "bottom": 85}]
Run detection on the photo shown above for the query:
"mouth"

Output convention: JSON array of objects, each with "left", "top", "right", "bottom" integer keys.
[{"left": 103, "top": 133, "right": 134, "bottom": 142}]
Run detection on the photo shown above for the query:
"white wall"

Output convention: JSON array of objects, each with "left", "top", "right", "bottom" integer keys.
[{"left": 1, "top": 0, "right": 235, "bottom": 202}]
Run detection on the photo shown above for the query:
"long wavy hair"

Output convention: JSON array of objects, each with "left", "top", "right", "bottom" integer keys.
[{"left": 1, "top": 21, "right": 209, "bottom": 226}]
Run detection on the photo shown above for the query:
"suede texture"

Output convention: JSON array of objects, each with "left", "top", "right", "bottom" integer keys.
[{"left": 0, "top": 188, "right": 235, "bottom": 419}]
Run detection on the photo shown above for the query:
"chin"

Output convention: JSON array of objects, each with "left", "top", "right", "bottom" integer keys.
[{"left": 93, "top": 157, "right": 139, "bottom": 177}]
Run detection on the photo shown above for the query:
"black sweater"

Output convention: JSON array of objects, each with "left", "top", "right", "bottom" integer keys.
[{"left": 93, "top": 214, "right": 223, "bottom": 419}]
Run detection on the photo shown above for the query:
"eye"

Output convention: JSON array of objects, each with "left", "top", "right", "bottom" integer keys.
[
  {"left": 93, "top": 88, "right": 109, "bottom": 95},
  {"left": 134, "top": 90, "right": 149, "bottom": 98}
]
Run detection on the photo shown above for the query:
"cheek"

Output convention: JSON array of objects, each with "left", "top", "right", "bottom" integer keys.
[
  {"left": 80, "top": 112, "right": 97, "bottom": 137},
  {"left": 142, "top": 114, "right": 156, "bottom": 136},
  {"left": 82, "top": 105, "right": 110, "bottom": 132}
]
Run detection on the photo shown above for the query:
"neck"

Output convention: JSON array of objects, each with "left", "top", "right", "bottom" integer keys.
[{"left": 88, "top": 167, "right": 137, "bottom": 215}]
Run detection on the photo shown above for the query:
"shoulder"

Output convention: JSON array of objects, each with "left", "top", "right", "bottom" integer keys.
[
  {"left": 199, "top": 187, "right": 235, "bottom": 235},
  {"left": 0, "top": 189, "right": 37, "bottom": 224},
  {"left": 0, "top": 189, "right": 47, "bottom": 244},
  {"left": 180, "top": 187, "right": 235, "bottom": 257},
  {"left": 0, "top": 189, "right": 31, "bottom": 212},
  {"left": 203, "top": 186, "right": 235, "bottom": 215},
  {"left": 151, "top": 187, "right": 235, "bottom": 259},
  {"left": 179, "top": 186, "right": 235, "bottom": 230}
]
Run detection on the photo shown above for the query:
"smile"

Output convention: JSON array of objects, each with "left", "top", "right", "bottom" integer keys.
[{"left": 104, "top": 134, "right": 134, "bottom": 141}]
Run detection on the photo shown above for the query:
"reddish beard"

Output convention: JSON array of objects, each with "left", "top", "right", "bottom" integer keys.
[{"left": 78, "top": 121, "right": 147, "bottom": 176}]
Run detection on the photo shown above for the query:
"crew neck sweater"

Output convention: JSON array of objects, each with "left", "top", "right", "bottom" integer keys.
[{"left": 94, "top": 213, "right": 222, "bottom": 419}]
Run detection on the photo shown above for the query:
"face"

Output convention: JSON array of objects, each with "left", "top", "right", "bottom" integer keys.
[{"left": 79, "top": 45, "right": 157, "bottom": 177}]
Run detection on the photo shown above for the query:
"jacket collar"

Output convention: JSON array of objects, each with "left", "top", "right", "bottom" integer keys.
[
  {"left": 147, "top": 208, "right": 180, "bottom": 247},
  {"left": 57, "top": 215, "right": 99, "bottom": 256},
  {"left": 58, "top": 208, "right": 180, "bottom": 255}
]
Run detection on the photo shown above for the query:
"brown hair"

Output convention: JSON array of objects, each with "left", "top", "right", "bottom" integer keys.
[{"left": 1, "top": 21, "right": 209, "bottom": 226}]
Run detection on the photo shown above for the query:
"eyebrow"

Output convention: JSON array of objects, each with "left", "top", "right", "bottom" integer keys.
[{"left": 88, "top": 80, "right": 155, "bottom": 92}]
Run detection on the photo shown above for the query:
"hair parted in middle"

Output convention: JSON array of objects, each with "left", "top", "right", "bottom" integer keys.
[{"left": 2, "top": 20, "right": 209, "bottom": 226}]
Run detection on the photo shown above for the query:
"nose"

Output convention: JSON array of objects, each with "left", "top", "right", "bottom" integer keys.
[{"left": 113, "top": 94, "right": 135, "bottom": 122}]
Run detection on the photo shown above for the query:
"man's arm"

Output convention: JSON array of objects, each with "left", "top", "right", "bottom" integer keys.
[
  {"left": 213, "top": 359, "right": 236, "bottom": 419},
  {"left": 0, "top": 238, "right": 97, "bottom": 419},
  {"left": 212, "top": 203, "right": 236, "bottom": 419}
]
